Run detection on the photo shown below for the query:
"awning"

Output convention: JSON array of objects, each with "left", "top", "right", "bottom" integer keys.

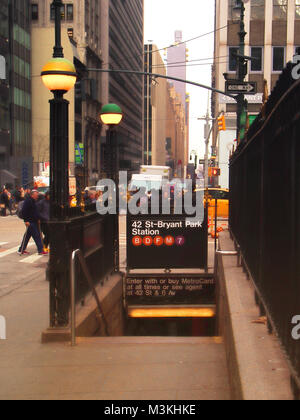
[
  {"left": 0, "top": 169, "right": 17, "bottom": 179},
  {"left": 0, "top": 169, "right": 18, "bottom": 187}
]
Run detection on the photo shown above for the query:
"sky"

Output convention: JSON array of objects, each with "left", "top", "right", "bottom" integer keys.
[{"left": 144, "top": 0, "right": 215, "bottom": 158}]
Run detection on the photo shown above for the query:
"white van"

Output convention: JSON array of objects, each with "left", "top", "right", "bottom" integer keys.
[
  {"left": 140, "top": 165, "right": 170, "bottom": 180},
  {"left": 128, "top": 174, "right": 165, "bottom": 195}
]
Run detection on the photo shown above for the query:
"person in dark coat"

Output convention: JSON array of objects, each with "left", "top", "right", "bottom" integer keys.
[
  {"left": 36, "top": 191, "right": 50, "bottom": 250},
  {"left": 18, "top": 190, "right": 47, "bottom": 256},
  {"left": 0, "top": 188, "right": 9, "bottom": 217}
]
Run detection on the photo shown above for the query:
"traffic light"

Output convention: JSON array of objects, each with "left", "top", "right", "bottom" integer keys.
[
  {"left": 217, "top": 115, "right": 226, "bottom": 131},
  {"left": 208, "top": 167, "right": 221, "bottom": 177}
]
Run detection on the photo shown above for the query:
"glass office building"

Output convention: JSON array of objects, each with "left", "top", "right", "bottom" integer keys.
[{"left": 0, "top": 0, "right": 32, "bottom": 188}]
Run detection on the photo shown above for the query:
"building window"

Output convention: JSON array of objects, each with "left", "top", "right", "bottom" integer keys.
[
  {"left": 273, "top": 47, "right": 285, "bottom": 72},
  {"left": 250, "top": 47, "right": 263, "bottom": 72},
  {"left": 66, "top": 4, "right": 74, "bottom": 21},
  {"left": 31, "top": 3, "right": 38, "bottom": 21},
  {"left": 251, "top": 0, "right": 265, "bottom": 20},
  {"left": 50, "top": 4, "right": 65, "bottom": 20},
  {"left": 273, "top": 0, "right": 287, "bottom": 20},
  {"left": 296, "top": 0, "right": 300, "bottom": 20},
  {"left": 228, "top": 0, "right": 240, "bottom": 20},
  {"left": 228, "top": 47, "right": 239, "bottom": 72}
]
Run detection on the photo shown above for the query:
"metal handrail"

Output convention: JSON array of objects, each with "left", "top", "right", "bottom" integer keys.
[{"left": 70, "top": 249, "right": 109, "bottom": 346}]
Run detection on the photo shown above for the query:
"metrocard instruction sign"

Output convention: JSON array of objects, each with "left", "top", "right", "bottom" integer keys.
[
  {"left": 125, "top": 273, "right": 215, "bottom": 306},
  {"left": 127, "top": 212, "right": 208, "bottom": 270}
]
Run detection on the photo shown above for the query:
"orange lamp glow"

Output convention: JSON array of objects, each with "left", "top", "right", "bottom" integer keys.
[{"left": 41, "top": 58, "right": 77, "bottom": 92}]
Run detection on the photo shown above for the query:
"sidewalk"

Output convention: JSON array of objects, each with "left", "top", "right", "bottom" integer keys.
[
  {"left": 0, "top": 268, "right": 230, "bottom": 400},
  {"left": 0, "top": 216, "right": 231, "bottom": 400}
]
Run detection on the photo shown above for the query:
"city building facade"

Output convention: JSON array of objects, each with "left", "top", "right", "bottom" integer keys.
[
  {"left": 107, "top": 0, "right": 144, "bottom": 175},
  {"left": 31, "top": 0, "right": 144, "bottom": 187},
  {"left": 167, "top": 30, "right": 188, "bottom": 107},
  {"left": 31, "top": 0, "right": 103, "bottom": 188},
  {"left": 0, "top": 0, "right": 32, "bottom": 188},
  {"left": 144, "top": 43, "right": 167, "bottom": 167},
  {"left": 167, "top": 30, "right": 190, "bottom": 176},
  {"left": 165, "top": 83, "right": 188, "bottom": 178},
  {"left": 213, "top": 0, "right": 300, "bottom": 188},
  {"left": 144, "top": 44, "right": 188, "bottom": 176}
]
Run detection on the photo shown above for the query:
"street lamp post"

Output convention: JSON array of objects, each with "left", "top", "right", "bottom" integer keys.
[
  {"left": 100, "top": 104, "right": 123, "bottom": 272},
  {"left": 41, "top": 0, "right": 77, "bottom": 327},
  {"left": 41, "top": 1, "right": 77, "bottom": 220},
  {"left": 190, "top": 150, "right": 197, "bottom": 171}
]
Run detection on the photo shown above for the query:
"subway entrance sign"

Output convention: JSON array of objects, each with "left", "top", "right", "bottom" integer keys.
[{"left": 127, "top": 210, "right": 208, "bottom": 270}]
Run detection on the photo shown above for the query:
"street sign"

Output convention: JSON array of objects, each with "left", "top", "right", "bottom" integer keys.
[
  {"left": 225, "top": 81, "right": 257, "bottom": 95},
  {"left": 75, "top": 143, "right": 84, "bottom": 164}
]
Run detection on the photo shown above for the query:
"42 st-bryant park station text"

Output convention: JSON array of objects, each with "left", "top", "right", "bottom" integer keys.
[{"left": 131, "top": 220, "right": 203, "bottom": 236}]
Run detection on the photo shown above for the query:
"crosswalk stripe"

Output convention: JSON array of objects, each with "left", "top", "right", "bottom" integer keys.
[
  {"left": 20, "top": 254, "right": 45, "bottom": 264},
  {"left": 0, "top": 241, "right": 39, "bottom": 259},
  {"left": 0, "top": 246, "right": 20, "bottom": 258}
]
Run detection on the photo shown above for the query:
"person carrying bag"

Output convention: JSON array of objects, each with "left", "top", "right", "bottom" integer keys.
[{"left": 18, "top": 190, "right": 48, "bottom": 256}]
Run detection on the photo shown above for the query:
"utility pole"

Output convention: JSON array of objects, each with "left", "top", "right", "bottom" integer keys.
[
  {"left": 204, "top": 100, "right": 211, "bottom": 192},
  {"left": 235, "top": 0, "right": 248, "bottom": 142},
  {"left": 198, "top": 94, "right": 213, "bottom": 191}
]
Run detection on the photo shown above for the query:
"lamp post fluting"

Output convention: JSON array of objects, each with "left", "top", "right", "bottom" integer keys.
[
  {"left": 41, "top": 0, "right": 76, "bottom": 326},
  {"left": 100, "top": 104, "right": 123, "bottom": 273}
]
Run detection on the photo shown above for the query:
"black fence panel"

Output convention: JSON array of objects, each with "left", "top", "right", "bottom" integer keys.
[
  {"left": 230, "top": 62, "right": 300, "bottom": 390},
  {"left": 49, "top": 211, "right": 115, "bottom": 327}
]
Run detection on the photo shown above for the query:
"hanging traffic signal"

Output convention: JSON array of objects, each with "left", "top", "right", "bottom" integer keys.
[
  {"left": 217, "top": 115, "right": 226, "bottom": 131},
  {"left": 208, "top": 167, "right": 221, "bottom": 177}
]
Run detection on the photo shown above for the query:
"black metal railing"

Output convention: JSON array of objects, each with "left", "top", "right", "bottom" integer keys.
[
  {"left": 230, "top": 61, "right": 300, "bottom": 395},
  {"left": 48, "top": 210, "right": 115, "bottom": 327}
]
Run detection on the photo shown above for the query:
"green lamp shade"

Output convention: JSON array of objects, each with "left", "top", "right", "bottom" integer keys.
[{"left": 100, "top": 103, "right": 123, "bottom": 125}]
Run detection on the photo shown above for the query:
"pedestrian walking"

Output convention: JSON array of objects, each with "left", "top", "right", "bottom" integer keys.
[
  {"left": 0, "top": 188, "right": 9, "bottom": 217},
  {"left": 36, "top": 191, "right": 50, "bottom": 251},
  {"left": 6, "top": 189, "right": 13, "bottom": 215},
  {"left": 18, "top": 190, "right": 48, "bottom": 256},
  {"left": 12, "top": 186, "right": 22, "bottom": 209}
]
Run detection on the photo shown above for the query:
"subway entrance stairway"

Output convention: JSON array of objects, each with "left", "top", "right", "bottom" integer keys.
[
  {"left": 0, "top": 216, "right": 293, "bottom": 400},
  {"left": 0, "top": 215, "right": 231, "bottom": 401}
]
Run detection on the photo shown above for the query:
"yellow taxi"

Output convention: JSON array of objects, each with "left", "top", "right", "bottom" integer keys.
[{"left": 196, "top": 188, "right": 229, "bottom": 219}]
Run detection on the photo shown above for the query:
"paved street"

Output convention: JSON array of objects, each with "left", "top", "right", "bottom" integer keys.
[{"left": 0, "top": 216, "right": 48, "bottom": 298}]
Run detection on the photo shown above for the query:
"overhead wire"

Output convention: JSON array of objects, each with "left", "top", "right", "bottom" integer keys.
[
  {"left": 148, "top": 55, "right": 228, "bottom": 69},
  {"left": 148, "top": 62, "right": 229, "bottom": 70},
  {"left": 101, "top": 22, "right": 237, "bottom": 70}
]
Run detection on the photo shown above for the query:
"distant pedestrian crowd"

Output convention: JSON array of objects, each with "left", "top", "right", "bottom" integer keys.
[{"left": 0, "top": 186, "right": 32, "bottom": 217}]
